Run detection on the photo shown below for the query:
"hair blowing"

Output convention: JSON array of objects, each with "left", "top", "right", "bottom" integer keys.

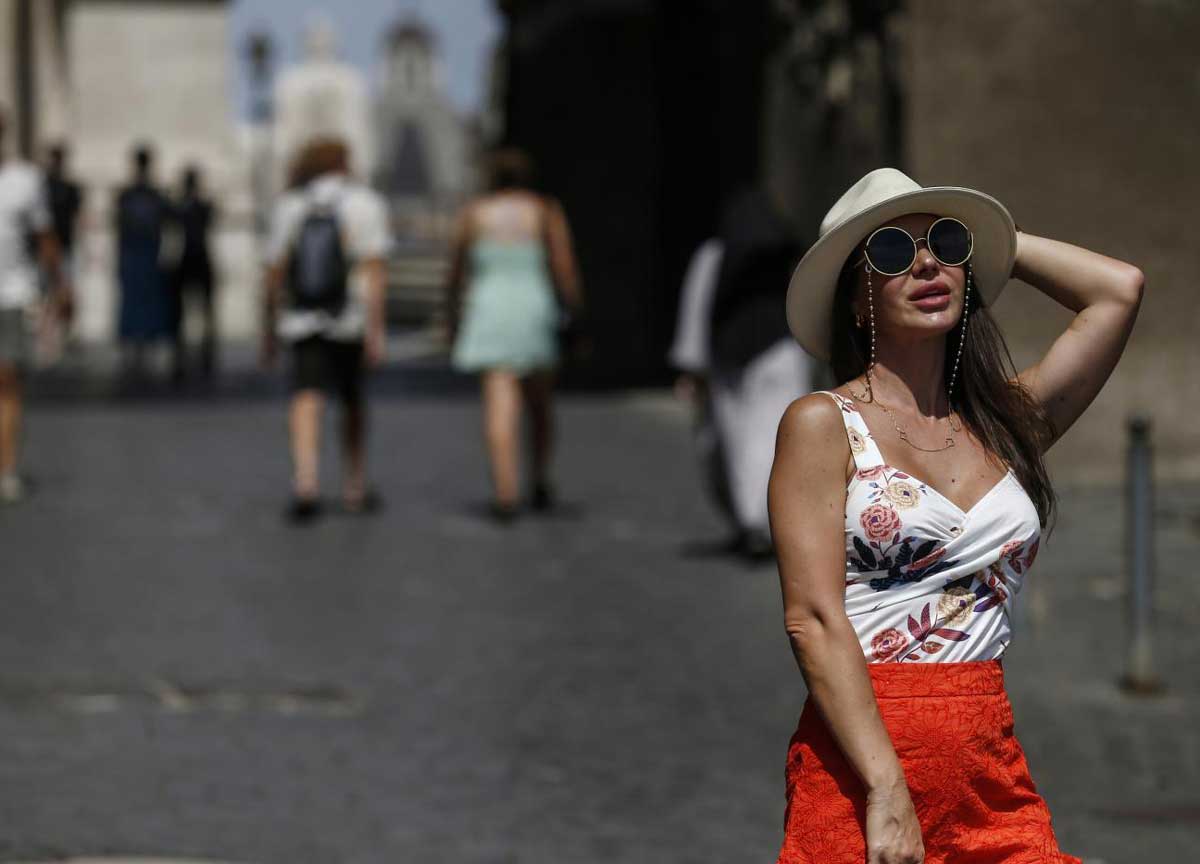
[{"left": 831, "top": 261, "right": 1057, "bottom": 528}]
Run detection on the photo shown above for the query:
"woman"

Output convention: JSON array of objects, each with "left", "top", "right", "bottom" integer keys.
[
  {"left": 446, "top": 149, "right": 582, "bottom": 520},
  {"left": 769, "top": 168, "right": 1142, "bottom": 863}
]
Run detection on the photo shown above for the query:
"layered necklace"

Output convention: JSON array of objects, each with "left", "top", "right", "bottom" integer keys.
[{"left": 848, "top": 375, "right": 962, "bottom": 453}]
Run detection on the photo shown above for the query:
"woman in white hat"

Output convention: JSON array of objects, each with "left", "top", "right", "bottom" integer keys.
[{"left": 769, "top": 168, "right": 1142, "bottom": 863}]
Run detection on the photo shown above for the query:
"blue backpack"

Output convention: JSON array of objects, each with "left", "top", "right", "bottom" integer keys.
[{"left": 286, "top": 202, "right": 348, "bottom": 313}]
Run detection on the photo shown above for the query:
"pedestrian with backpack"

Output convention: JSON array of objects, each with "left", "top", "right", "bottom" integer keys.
[{"left": 262, "top": 138, "right": 390, "bottom": 522}]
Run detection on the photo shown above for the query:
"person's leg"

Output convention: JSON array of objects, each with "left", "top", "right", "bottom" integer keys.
[
  {"left": 482, "top": 369, "right": 522, "bottom": 511},
  {"left": 288, "top": 338, "right": 327, "bottom": 505},
  {"left": 336, "top": 341, "right": 369, "bottom": 508},
  {"left": 0, "top": 362, "right": 22, "bottom": 485},
  {"left": 170, "top": 288, "right": 186, "bottom": 385},
  {"left": 200, "top": 276, "right": 217, "bottom": 378},
  {"left": 289, "top": 389, "right": 323, "bottom": 500},
  {"left": 520, "top": 369, "right": 556, "bottom": 507}
]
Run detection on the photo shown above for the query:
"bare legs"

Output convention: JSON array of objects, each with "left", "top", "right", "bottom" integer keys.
[
  {"left": 289, "top": 387, "right": 369, "bottom": 509},
  {"left": 342, "top": 396, "right": 367, "bottom": 505},
  {"left": 480, "top": 368, "right": 555, "bottom": 513},
  {"left": 482, "top": 370, "right": 522, "bottom": 509},
  {"left": 289, "top": 389, "right": 323, "bottom": 501},
  {"left": 0, "top": 363, "right": 22, "bottom": 477},
  {"left": 521, "top": 370, "right": 555, "bottom": 498}
]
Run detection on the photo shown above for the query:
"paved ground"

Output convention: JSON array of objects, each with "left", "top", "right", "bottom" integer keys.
[{"left": 0, "top": 350, "right": 1197, "bottom": 863}]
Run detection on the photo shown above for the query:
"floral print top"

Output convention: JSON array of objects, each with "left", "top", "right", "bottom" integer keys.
[{"left": 821, "top": 392, "right": 1042, "bottom": 663}]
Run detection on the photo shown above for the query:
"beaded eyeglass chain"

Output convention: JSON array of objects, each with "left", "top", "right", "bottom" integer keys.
[{"left": 851, "top": 261, "right": 972, "bottom": 453}]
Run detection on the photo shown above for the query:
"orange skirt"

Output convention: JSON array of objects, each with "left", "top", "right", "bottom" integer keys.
[{"left": 777, "top": 661, "right": 1081, "bottom": 864}]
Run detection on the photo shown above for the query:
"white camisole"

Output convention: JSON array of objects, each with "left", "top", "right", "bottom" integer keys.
[{"left": 821, "top": 391, "right": 1042, "bottom": 663}]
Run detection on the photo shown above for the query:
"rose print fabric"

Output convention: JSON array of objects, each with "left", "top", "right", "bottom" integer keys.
[
  {"left": 822, "top": 392, "right": 1041, "bottom": 663},
  {"left": 778, "top": 662, "right": 1082, "bottom": 864}
]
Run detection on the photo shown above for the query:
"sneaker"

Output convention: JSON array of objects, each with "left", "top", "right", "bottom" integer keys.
[
  {"left": 343, "top": 488, "right": 383, "bottom": 515},
  {"left": 531, "top": 482, "right": 555, "bottom": 513},
  {"left": 489, "top": 499, "right": 519, "bottom": 525},
  {"left": 0, "top": 473, "right": 24, "bottom": 504},
  {"left": 286, "top": 496, "right": 322, "bottom": 524}
]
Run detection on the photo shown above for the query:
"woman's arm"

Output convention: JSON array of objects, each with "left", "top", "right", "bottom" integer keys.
[
  {"left": 444, "top": 205, "right": 473, "bottom": 344},
  {"left": 770, "top": 395, "right": 924, "bottom": 864},
  {"left": 1011, "top": 232, "right": 1144, "bottom": 446},
  {"left": 543, "top": 198, "right": 582, "bottom": 309}
]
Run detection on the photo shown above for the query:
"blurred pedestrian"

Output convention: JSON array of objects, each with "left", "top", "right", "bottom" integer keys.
[
  {"left": 44, "top": 143, "right": 82, "bottom": 270},
  {"left": 770, "top": 168, "right": 1142, "bottom": 863},
  {"left": 0, "top": 110, "right": 69, "bottom": 503},
  {"left": 262, "top": 138, "right": 389, "bottom": 522},
  {"left": 707, "top": 188, "right": 812, "bottom": 561},
  {"left": 445, "top": 148, "right": 582, "bottom": 521},
  {"left": 37, "top": 143, "right": 82, "bottom": 364},
  {"left": 115, "top": 143, "right": 172, "bottom": 378},
  {"left": 669, "top": 235, "right": 736, "bottom": 541},
  {"left": 170, "top": 165, "right": 217, "bottom": 381}
]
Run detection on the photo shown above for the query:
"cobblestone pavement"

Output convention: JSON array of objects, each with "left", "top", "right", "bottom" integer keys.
[{"left": 0, "top": 356, "right": 1197, "bottom": 863}]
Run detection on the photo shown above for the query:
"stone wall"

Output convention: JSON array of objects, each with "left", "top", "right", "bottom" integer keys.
[{"left": 903, "top": 0, "right": 1200, "bottom": 486}]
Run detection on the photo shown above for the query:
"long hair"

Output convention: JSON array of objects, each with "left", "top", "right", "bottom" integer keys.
[{"left": 831, "top": 260, "right": 1057, "bottom": 528}]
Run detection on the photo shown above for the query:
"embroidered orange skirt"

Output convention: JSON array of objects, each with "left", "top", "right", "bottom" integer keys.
[{"left": 777, "top": 661, "right": 1081, "bottom": 864}]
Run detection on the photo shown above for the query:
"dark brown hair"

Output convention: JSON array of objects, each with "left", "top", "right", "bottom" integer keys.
[
  {"left": 288, "top": 137, "right": 350, "bottom": 189},
  {"left": 487, "top": 148, "right": 534, "bottom": 191},
  {"left": 831, "top": 260, "right": 1057, "bottom": 528}
]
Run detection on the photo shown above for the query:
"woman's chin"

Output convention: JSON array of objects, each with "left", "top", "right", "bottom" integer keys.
[{"left": 898, "top": 311, "right": 960, "bottom": 339}]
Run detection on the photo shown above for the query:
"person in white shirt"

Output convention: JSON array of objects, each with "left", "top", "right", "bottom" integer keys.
[
  {"left": 0, "top": 111, "right": 68, "bottom": 503},
  {"left": 262, "top": 138, "right": 390, "bottom": 522}
]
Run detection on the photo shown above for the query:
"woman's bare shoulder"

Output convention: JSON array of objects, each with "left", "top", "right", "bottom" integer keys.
[{"left": 777, "top": 391, "right": 850, "bottom": 457}]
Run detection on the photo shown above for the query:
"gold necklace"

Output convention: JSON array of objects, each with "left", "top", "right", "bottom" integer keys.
[{"left": 849, "top": 375, "right": 962, "bottom": 453}]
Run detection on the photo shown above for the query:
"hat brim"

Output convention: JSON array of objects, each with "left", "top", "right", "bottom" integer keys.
[{"left": 785, "top": 187, "right": 1016, "bottom": 362}]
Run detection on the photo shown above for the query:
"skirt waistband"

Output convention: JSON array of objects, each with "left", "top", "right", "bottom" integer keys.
[{"left": 867, "top": 660, "right": 1005, "bottom": 699}]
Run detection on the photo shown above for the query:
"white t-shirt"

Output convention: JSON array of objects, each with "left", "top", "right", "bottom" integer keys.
[
  {"left": 0, "top": 160, "right": 50, "bottom": 310},
  {"left": 266, "top": 173, "right": 390, "bottom": 341}
]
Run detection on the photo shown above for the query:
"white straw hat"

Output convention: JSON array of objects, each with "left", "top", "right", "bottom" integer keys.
[{"left": 785, "top": 168, "right": 1017, "bottom": 361}]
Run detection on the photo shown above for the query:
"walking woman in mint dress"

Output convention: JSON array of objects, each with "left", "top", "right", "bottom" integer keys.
[{"left": 446, "top": 149, "right": 582, "bottom": 520}]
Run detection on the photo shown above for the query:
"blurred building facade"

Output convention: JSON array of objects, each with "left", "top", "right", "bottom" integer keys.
[
  {"left": 494, "top": 0, "right": 1198, "bottom": 484},
  {"left": 0, "top": 0, "right": 258, "bottom": 343},
  {"left": 374, "top": 16, "right": 478, "bottom": 324}
]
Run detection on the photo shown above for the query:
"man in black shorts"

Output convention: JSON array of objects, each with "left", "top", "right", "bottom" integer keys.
[{"left": 262, "top": 138, "right": 389, "bottom": 522}]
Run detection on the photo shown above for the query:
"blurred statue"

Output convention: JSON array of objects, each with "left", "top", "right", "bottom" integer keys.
[{"left": 272, "top": 17, "right": 374, "bottom": 190}]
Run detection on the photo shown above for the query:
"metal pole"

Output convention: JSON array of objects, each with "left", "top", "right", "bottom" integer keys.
[{"left": 1122, "top": 415, "right": 1162, "bottom": 694}]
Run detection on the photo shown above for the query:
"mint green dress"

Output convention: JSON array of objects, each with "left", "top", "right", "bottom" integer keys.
[{"left": 452, "top": 240, "right": 560, "bottom": 374}]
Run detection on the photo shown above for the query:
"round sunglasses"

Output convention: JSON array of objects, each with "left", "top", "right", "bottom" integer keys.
[{"left": 856, "top": 217, "right": 974, "bottom": 276}]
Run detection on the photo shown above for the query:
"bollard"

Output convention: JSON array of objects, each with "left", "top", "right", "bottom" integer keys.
[{"left": 1121, "top": 415, "right": 1162, "bottom": 695}]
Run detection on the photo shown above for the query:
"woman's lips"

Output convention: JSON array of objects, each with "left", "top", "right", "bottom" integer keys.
[{"left": 910, "top": 289, "right": 951, "bottom": 311}]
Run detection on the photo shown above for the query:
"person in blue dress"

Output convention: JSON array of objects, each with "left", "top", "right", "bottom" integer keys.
[
  {"left": 445, "top": 149, "right": 583, "bottom": 520},
  {"left": 115, "top": 144, "right": 172, "bottom": 377}
]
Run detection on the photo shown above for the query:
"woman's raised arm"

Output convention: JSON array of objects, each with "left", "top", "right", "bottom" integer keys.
[{"left": 1011, "top": 232, "right": 1144, "bottom": 447}]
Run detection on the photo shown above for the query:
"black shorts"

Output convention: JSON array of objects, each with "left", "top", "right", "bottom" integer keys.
[{"left": 291, "top": 337, "right": 364, "bottom": 402}]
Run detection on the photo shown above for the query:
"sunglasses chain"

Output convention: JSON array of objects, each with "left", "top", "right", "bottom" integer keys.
[{"left": 852, "top": 261, "right": 969, "bottom": 453}]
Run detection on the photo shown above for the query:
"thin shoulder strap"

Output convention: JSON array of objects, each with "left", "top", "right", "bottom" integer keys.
[{"left": 815, "top": 391, "right": 886, "bottom": 472}]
